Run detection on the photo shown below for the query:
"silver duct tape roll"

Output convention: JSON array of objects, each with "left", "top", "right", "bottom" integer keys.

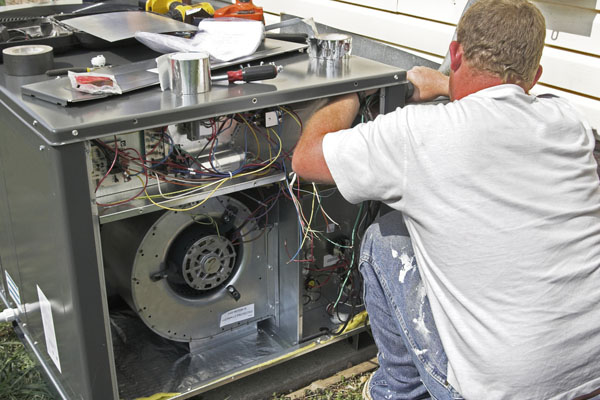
[
  {"left": 307, "top": 33, "right": 352, "bottom": 61},
  {"left": 3, "top": 45, "right": 54, "bottom": 76},
  {"left": 169, "top": 52, "right": 211, "bottom": 96}
]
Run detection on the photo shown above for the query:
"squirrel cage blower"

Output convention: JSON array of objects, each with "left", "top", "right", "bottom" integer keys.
[{"left": 100, "top": 195, "right": 276, "bottom": 349}]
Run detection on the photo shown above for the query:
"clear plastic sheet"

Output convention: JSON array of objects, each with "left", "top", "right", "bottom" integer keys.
[
  {"left": 110, "top": 309, "right": 285, "bottom": 400},
  {"left": 135, "top": 18, "right": 264, "bottom": 62}
]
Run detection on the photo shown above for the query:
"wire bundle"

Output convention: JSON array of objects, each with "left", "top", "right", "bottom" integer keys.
[{"left": 92, "top": 113, "right": 285, "bottom": 210}]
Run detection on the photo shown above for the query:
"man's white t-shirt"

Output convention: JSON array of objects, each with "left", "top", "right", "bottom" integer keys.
[{"left": 323, "top": 85, "right": 600, "bottom": 400}]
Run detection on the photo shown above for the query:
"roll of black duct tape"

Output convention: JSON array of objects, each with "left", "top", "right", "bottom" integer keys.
[{"left": 3, "top": 45, "right": 54, "bottom": 76}]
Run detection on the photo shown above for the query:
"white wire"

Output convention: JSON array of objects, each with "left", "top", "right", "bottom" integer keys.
[{"left": 314, "top": 183, "right": 340, "bottom": 227}]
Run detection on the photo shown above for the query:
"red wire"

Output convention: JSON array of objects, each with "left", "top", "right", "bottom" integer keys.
[
  {"left": 145, "top": 131, "right": 165, "bottom": 157},
  {"left": 94, "top": 136, "right": 120, "bottom": 193},
  {"left": 96, "top": 145, "right": 150, "bottom": 207}
]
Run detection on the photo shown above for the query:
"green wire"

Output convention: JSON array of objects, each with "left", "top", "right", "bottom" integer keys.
[
  {"left": 332, "top": 202, "right": 364, "bottom": 310},
  {"left": 316, "top": 233, "right": 353, "bottom": 249}
]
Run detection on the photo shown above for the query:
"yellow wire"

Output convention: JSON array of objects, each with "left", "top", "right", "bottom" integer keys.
[
  {"left": 144, "top": 176, "right": 221, "bottom": 199},
  {"left": 279, "top": 106, "right": 302, "bottom": 128},
  {"left": 237, "top": 113, "right": 261, "bottom": 161},
  {"left": 233, "top": 127, "right": 282, "bottom": 179},
  {"left": 250, "top": 127, "right": 277, "bottom": 178},
  {"left": 140, "top": 124, "right": 283, "bottom": 211},
  {"left": 192, "top": 214, "right": 221, "bottom": 237},
  {"left": 266, "top": 127, "right": 273, "bottom": 160},
  {"left": 143, "top": 178, "right": 228, "bottom": 212}
]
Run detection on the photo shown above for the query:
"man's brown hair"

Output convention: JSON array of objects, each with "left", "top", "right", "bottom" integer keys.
[{"left": 456, "top": 0, "right": 546, "bottom": 86}]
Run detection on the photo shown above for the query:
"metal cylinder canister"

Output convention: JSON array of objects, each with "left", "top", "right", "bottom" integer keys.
[
  {"left": 169, "top": 51, "right": 211, "bottom": 95},
  {"left": 307, "top": 33, "right": 352, "bottom": 61}
]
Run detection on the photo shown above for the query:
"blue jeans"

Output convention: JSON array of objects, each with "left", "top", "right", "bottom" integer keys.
[{"left": 360, "top": 211, "right": 463, "bottom": 400}]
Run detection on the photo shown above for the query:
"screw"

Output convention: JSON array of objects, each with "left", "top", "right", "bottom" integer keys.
[{"left": 72, "top": 130, "right": 79, "bottom": 136}]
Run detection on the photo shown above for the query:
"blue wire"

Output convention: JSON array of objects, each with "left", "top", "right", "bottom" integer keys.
[
  {"left": 130, "top": 130, "right": 174, "bottom": 177},
  {"left": 155, "top": 131, "right": 175, "bottom": 167}
]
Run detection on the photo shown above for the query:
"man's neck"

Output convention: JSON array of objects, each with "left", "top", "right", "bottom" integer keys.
[{"left": 450, "top": 64, "right": 506, "bottom": 101}]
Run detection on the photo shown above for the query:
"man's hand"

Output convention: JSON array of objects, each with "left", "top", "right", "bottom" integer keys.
[{"left": 407, "top": 66, "right": 450, "bottom": 102}]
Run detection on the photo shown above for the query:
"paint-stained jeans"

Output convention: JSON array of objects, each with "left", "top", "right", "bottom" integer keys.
[{"left": 359, "top": 211, "right": 463, "bottom": 400}]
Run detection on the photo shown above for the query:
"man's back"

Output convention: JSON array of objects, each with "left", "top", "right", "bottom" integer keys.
[
  {"left": 322, "top": 84, "right": 600, "bottom": 399},
  {"left": 400, "top": 85, "right": 600, "bottom": 399}
]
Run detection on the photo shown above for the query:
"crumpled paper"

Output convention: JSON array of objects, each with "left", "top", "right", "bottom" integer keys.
[{"left": 135, "top": 18, "right": 264, "bottom": 62}]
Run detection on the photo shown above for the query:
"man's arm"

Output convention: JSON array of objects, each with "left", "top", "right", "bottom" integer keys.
[
  {"left": 292, "top": 68, "right": 447, "bottom": 182},
  {"left": 291, "top": 92, "right": 360, "bottom": 184},
  {"left": 407, "top": 66, "right": 449, "bottom": 102}
]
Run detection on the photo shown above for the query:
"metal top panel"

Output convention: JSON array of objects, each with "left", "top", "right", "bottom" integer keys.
[
  {"left": 61, "top": 11, "right": 197, "bottom": 43},
  {"left": 0, "top": 46, "right": 406, "bottom": 146}
]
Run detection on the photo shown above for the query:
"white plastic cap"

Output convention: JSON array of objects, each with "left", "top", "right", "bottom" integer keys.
[{"left": 91, "top": 55, "right": 106, "bottom": 68}]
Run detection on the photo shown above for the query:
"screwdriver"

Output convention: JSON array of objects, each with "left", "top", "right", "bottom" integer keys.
[{"left": 212, "top": 64, "right": 279, "bottom": 84}]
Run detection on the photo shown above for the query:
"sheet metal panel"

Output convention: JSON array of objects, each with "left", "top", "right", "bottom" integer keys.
[
  {"left": 0, "top": 109, "right": 117, "bottom": 399},
  {"left": 0, "top": 45, "right": 406, "bottom": 146}
]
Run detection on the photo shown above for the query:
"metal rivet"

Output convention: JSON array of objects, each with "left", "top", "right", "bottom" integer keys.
[
  {"left": 394, "top": 74, "right": 399, "bottom": 80},
  {"left": 39, "top": 145, "right": 45, "bottom": 151},
  {"left": 32, "top": 120, "right": 38, "bottom": 126},
  {"left": 72, "top": 130, "right": 79, "bottom": 136},
  {"left": 251, "top": 98, "right": 258, "bottom": 104},
  {"left": 132, "top": 119, "right": 138, "bottom": 125},
  {"left": 354, "top": 82, "right": 358, "bottom": 87}
]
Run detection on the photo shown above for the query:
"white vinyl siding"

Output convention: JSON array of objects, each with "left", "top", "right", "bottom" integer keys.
[{"left": 254, "top": 0, "right": 600, "bottom": 128}]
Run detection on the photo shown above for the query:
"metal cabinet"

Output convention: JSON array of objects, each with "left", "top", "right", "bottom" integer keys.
[{"left": 0, "top": 35, "right": 407, "bottom": 399}]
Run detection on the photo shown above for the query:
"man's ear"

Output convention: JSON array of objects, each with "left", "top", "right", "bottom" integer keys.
[
  {"left": 531, "top": 65, "right": 543, "bottom": 88},
  {"left": 450, "top": 41, "right": 463, "bottom": 72}
]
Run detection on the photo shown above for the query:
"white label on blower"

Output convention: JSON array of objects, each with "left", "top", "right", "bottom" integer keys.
[{"left": 220, "top": 304, "right": 255, "bottom": 328}]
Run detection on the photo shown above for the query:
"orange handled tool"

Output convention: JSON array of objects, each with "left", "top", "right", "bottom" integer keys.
[{"left": 214, "top": 0, "right": 264, "bottom": 23}]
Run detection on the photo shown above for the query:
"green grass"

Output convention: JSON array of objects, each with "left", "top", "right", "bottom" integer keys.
[{"left": 0, "top": 323, "right": 54, "bottom": 400}]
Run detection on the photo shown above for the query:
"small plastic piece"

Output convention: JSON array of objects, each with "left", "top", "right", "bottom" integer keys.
[
  {"left": 91, "top": 54, "right": 106, "bottom": 68},
  {"left": 265, "top": 111, "right": 278, "bottom": 127},
  {"left": 0, "top": 308, "right": 16, "bottom": 323}
]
